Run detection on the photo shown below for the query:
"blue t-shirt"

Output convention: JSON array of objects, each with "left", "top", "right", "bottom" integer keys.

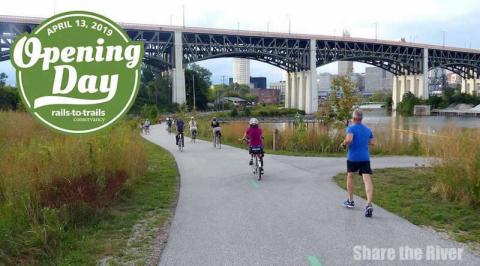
[{"left": 346, "top": 123, "right": 373, "bottom": 161}]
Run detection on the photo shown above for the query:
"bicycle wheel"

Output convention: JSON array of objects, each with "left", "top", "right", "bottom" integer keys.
[
  {"left": 217, "top": 134, "right": 221, "bottom": 149},
  {"left": 256, "top": 155, "right": 262, "bottom": 181}
]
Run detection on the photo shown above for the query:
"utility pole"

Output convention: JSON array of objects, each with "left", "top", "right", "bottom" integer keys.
[
  {"left": 442, "top": 31, "right": 446, "bottom": 47},
  {"left": 182, "top": 5, "right": 185, "bottom": 28},
  {"left": 221, "top": 75, "right": 226, "bottom": 111},
  {"left": 192, "top": 73, "right": 196, "bottom": 111},
  {"left": 288, "top": 15, "right": 291, "bottom": 34}
]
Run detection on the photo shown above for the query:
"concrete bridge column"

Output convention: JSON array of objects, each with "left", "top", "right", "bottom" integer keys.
[
  {"left": 461, "top": 72, "right": 479, "bottom": 95},
  {"left": 172, "top": 31, "right": 186, "bottom": 104},
  {"left": 392, "top": 74, "right": 425, "bottom": 110},
  {"left": 290, "top": 72, "right": 298, "bottom": 108},
  {"left": 305, "top": 39, "right": 318, "bottom": 114},
  {"left": 283, "top": 40, "right": 318, "bottom": 114},
  {"left": 284, "top": 71, "right": 291, "bottom": 108},
  {"left": 298, "top": 72, "right": 305, "bottom": 110}
]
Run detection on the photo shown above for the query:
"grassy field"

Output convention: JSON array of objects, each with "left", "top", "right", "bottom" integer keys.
[
  {"left": 333, "top": 168, "right": 480, "bottom": 248},
  {"left": 49, "top": 140, "right": 179, "bottom": 265},
  {"left": 0, "top": 112, "right": 178, "bottom": 265}
]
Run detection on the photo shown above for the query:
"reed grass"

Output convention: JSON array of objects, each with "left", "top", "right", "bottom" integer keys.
[{"left": 0, "top": 112, "right": 146, "bottom": 264}]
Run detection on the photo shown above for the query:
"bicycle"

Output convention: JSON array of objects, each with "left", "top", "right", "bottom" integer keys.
[
  {"left": 191, "top": 129, "right": 197, "bottom": 143},
  {"left": 213, "top": 131, "right": 221, "bottom": 149},
  {"left": 240, "top": 138, "right": 264, "bottom": 181},
  {"left": 177, "top": 132, "right": 184, "bottom": 152}
]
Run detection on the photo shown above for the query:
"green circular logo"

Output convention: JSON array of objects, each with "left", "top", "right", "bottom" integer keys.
[{"left": 11, "top": 11, "right": 144, "bottom": 134}]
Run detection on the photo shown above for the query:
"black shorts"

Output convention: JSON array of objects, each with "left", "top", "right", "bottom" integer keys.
[
  {"left": 347, "top": 160, "right": 372, "bottom": 175},
  {"left": 249, "top": 146, "right": 264, "bottom": 155}
]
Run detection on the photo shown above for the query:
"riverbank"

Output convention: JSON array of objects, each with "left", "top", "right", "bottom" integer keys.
[{"left": 333, "top": 168, "right": 480, "bottom": 253}]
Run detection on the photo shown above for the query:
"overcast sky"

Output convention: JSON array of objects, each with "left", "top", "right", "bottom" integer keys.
[{"left": 2, "top": 0, "right": 480, "bottom": 85}]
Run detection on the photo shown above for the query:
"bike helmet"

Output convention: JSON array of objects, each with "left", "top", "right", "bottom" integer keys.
[
  {"left": 249, "top": 118, "right": 259, "bottom": 125},
  {"left": 190, "top": 116, "right": 195, "bottom": 120},
  {"left": 212, "top": 117, "right": 217, "bottom": 121}
]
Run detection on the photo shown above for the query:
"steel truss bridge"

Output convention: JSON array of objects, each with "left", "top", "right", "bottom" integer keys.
[{"left": 1, "top": 15, "right": 480, "bottom": 113}]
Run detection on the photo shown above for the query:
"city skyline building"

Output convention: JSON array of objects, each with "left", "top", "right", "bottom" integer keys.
[
  {"left": 337, "top": 30, "right": 354, "bottom": 76},
  {"left": 233, "top": 58, "right": 250, "bottom": 85},
  {"left": 364, "top": 66, "right": 394, "bottom": 91}
]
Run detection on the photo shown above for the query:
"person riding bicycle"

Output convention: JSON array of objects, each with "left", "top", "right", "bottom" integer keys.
[
  {"left": 211, "top": 117, "right": 221, "bottom": 139},
  {"left": 166, "top": 117, "right": 173, "bottom": 132},
  {"left": 175, "top": 118, "right": 185, "bottom": 146},
  {"left": 144, "top": 119, "right": 151, "bottom": 133},
  {"left": 189, "top": 116, "right": 198, "bottom": 138},
  {"left": 242, "top": 118, "right": 264, "bottom": 172}
]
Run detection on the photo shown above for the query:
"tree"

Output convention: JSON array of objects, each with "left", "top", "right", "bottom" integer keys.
[
  {"left": 0, "top": 73, "right": 20, "bottom": 111},
  {"left": 330, "top": 76, "right": 360, "bottom": 125},
  {"left": 185, "top": 64, "right": 211, "bottom": 111},
  {"left": 397, "top": 91, "right": 422, "bottom": 116}
]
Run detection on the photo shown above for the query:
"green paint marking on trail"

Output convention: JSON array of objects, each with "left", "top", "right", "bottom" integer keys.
[
  {"left": 250, "top": 179, "right": 260, "bottom": 188},
  {"left": 308, "top": 256, "right": 322, "bottom": 266}
]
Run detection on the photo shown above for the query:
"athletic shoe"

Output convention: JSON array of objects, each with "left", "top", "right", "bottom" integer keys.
[
  {"left": 260, "top": 167, "right": 264, "bottom": 175},
  {"left": 249, "top": 159, "right": 253, "bottom": 165},
  {"left": 365, "top": 204, "right": 373, "bottom": 217},
  {"left": 343, "top": 199, "right": 355, "bottom": 208}
]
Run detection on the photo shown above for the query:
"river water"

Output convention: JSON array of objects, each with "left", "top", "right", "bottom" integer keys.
[{"left": 225, "top": 108, "right": 479, "bottom": 140}]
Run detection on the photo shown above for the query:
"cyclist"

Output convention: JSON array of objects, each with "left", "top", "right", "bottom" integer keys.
[
  {"left": 144, "top": 119, "right": 151, "bottom": 134},
  {"left": 189, "top": 116, "right": 198, "bottom": 141},
  {"left": 241, "top": 118, "right": 264, "bottom": 173},
  {"left": 211, "top": 117, "right": 221, "bottom": 144},
  {"left": 166, "top": 117, "right": 173, "bottom": 133},
  {"left": 175, "top": 117, "right": 185, "bottom": 147}
]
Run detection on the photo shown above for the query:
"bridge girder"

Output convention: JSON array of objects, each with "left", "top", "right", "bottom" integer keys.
[
  {"left": 2, "top": 20, "right": 480, "bottom": 78},
  {"left": 181, "top": 32, "right": 311, "bottom": 72}
]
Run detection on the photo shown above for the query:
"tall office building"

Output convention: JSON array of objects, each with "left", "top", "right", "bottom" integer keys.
[
  {"left": 233, "top": 58, "right": 250, "bottom": 85},
  {"left": 364, "top": 67, "right": 393, "bottom": 91},
  {"left": 338, "top": 30, "right": 353, "bottom": 76}
]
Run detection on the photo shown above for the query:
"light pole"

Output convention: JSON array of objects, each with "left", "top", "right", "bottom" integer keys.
[
  {"left": 182, "top": 5, "right": 185, "bottom": 28},
  {"left": 442, "top": 30, "right": 446, "bottom": 47},
  {"left": 221, "top": 75, "right": 226, "bottom": 111},
  {"left": 286, "top": 15, "right": 291, "bottom": 34},
  {"left": 192, "top": 73, "right": 196, "bottom": 111}
]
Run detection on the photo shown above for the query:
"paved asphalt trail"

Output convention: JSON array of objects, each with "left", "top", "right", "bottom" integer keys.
[{"left": 143, "top": 125, "right": 479, "bottom": 266}]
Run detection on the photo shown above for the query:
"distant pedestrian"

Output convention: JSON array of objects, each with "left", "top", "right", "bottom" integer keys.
[{"left": 341, "top": 109, "right": 376, "bottom": 217}]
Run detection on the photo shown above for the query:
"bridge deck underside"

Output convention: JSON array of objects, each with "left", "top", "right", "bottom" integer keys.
[{"left": 1, "top": 21, "right": 480, "bottom": 77}]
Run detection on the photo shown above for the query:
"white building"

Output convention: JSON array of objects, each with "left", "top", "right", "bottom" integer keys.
[
  {"left": 317, "top": 72, "right": 334, "bottom": 92},
  {"left": 338, "top": 31, "right": 353, "bottom": 76},
  {"left": 364, "top": 67, "right": 393, "bottom": 91},
  {"left": 233, "top": 58, "right": 250, "bottom": 85}
]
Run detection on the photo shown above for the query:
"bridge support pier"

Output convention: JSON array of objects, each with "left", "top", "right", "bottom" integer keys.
[
  {"left": 284, "top": 39, "right": 318, "bottom": 114},
  {"left": 392, "top": 75, "right": 426, "bottom": 110},
  {"left": 172, "top": 31, "right": 186, "bottom": 104},
  {"left": 461, "top": 77, "right": 479, "bottom": 95}
]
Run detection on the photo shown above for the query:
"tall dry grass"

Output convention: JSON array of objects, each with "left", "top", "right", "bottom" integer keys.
[
  {"left": 0, "top": 112, "right": 146, "bottom": 263},
  {"left": 430, "top": 129, "right": 480, "bottom": 205}
]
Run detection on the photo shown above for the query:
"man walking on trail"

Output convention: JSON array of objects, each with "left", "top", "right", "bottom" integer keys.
[{"left": 341, "top": 109, "right": 375, "bottom": 217}]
